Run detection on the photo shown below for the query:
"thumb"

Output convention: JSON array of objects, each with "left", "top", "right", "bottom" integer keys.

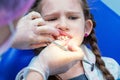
[
  {"left": 67, "top": 41, "right": 80, "bottom": 51},
  {"left": 67, "top": 44, "right": 78, "bottom": 51},
  {"left": 68, "top": 44, "right": 85, "bottom": 61}
]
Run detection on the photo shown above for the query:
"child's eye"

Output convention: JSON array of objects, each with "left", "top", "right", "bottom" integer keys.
[
  {"left": 68, "top": 16, "right": 78, "bottom": 20},
  {"left": 46, "top": 18, "right": 57, "bottom": 21}
]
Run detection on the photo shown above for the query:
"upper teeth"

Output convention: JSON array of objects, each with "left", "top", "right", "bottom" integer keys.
[{"left": 57, "top": 36, "right": 69, "bottom": 40}]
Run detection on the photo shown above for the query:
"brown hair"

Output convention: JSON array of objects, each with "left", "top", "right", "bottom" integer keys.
[
  {"left": 82, "top": 0, "right": 114, "bottom": 80},
  {"left": 32, "top": 0, "right": 114, "bottom": 80}
]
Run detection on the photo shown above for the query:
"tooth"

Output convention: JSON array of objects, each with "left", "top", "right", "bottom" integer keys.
[
  {"left": 65, "top": 36, "right": 68, "bottom": 40},
  {"left": 57, "top": 36, "right": 70, "bottom": 40},
  {"left": 67, "top": 37, "right": 69, "bottom": 39},
  {"left": 63, "top": 36, "right": 66, "bottom": 40},
  {"left": 61, "top": 36, "right": 64, "bottom": 40},
  {"left": 63, "top": 36, "right": 65, "bottom": 40}
]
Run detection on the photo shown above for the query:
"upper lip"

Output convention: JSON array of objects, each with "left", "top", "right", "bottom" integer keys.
[
  {"left": 52, "top": 30, "right": 72, "bottom": 40},
  {"left": 58, "top": 30, "right": 72, "bottom": 39}
]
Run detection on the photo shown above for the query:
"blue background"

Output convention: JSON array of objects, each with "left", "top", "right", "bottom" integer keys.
[
  {"left": 0, "top": 0, "right": 120, "bottom": 80},
  {"left": 88, "top": 0, "right": 120, "bottom": 64}
]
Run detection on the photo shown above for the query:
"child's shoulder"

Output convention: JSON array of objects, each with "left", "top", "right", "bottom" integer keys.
[
  {"left": 102, "top": 57, "right": 120, "bottom": 79},
  {"left": 102, "top": 57, "right": 119, "bottom": 66}
]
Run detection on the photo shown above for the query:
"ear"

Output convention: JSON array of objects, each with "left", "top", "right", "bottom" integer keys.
[{"left": 85, "top": 19, "right": 93, "bottom": 36}]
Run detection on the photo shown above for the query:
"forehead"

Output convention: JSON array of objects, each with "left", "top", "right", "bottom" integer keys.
[{"left": 40, "top": 0, "right": 83, "bottom": 14}]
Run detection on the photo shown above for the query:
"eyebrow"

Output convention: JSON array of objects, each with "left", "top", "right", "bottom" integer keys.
[
  {"left": 43, "top": 12, "right": 59, "bottom": 17},
  {"left": 43, "top": 11, "right": 81, "bottom": 17}
]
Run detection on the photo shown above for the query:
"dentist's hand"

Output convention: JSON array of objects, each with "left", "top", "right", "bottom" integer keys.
[
  {"left": 26, "top": 40, "right": 85, "bottom": 80},
  {"left": 12, "top": 11, "right": 59, "bottom": 49}
]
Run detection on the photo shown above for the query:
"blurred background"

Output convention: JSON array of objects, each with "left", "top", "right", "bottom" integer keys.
[
  {"left": 0, "top": 0, "right": 120, "bottom": 80},
  {"left": 88, "top": 0, "right": 120, "bottom": 63}
]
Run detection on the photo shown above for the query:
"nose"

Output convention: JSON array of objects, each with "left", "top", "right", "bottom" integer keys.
[{"left": 55, "top": 19, "right": 69, "bottom": 31}]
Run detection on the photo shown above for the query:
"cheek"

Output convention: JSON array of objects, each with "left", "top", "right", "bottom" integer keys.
[
  {"left": 70, "top": 22, "right": 85, "bottom": 35},
  {"left": 72, "top": 33, "right": 84, "bottom": 46},
  {"left": 70, "top": 23, "right": 85, "bottom": 46}
]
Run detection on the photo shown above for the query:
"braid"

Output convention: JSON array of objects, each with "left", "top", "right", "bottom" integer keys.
[
  {"left": 48, "top": 75, "right": 62, "bottom": 80},
  {"left": 87, "top": 29, "right": 114, "bottom": 80},
  {"left": 84, "top": 30, "right": 115, "bottom": 80},
  {"left": 81, "top": 0, "right": 114, "bottom": 79}
]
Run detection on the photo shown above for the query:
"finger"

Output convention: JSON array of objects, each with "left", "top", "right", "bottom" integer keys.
[
  {"left": 68, "top": 45, "right": 85, "bottom": 61},
  {"left": 67, "top": 44, "right": 79, "bottom": 51},
  {"left": 36, "top": 36, "right": 54, "bottom": 43},
  {"left": 26, "top": 11, "right": 41, "bottom": 20},
  {"left": 30, "top": 36, "right": 53, "bottom": 49},
  {"left": 32, "top": 18, "right": 46, "bottom": 26},
  {"left": 30, "top": 42, "right": 48, "bottom": 49},
  {"left": 34, "top": 25, "right": 59, "bottom": 36}
]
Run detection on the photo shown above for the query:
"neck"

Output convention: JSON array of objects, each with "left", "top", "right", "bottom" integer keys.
[{"left": 58, "top": 61, "right": 84, "bottom": 80}]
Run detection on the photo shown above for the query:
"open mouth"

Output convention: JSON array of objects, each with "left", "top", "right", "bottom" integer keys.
[
  {"left": 57, "top": 36, "right": 70, "bottom": 41},
  {"left": 56, "top": 30, "right": 72, "bottom": 41}
]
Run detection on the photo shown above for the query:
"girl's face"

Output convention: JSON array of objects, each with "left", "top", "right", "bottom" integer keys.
[{"left": 40, "top": 0, "right": 92, "bottom": 46}]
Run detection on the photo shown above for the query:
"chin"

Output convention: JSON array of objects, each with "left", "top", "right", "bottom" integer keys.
[{"left": 67, "top": 39, "right": 82, "bottom": 47}]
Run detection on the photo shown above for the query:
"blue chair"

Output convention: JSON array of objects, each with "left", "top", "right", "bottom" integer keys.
[{"left": 0, "top": 48, "right": 35, "bottom": 80}]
